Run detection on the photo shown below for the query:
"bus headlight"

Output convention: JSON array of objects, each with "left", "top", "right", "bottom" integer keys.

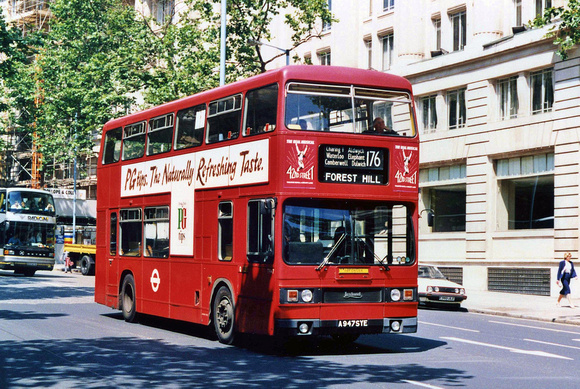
[
  {"left": 390, "top": 289, "right": 401, "bottom": 301},
  {"left": 301, "top": 289, "right": 313, "bottom": 303}
]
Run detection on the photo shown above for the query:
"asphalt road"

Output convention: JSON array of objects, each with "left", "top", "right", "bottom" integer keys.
[{"left": 1, "top": 270, "right": 579, "bottom": 388}]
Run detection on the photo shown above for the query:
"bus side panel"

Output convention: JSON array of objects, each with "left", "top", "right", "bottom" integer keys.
[
  {"left": 237, "top": 263, "right": 275, "bottom": 335},
  {"left": 140, "top": 259, "right": 170, "bottom": 318},
  {"left": 94, "top": 210, "right": 107, "bottom": 305},
  {"left": 169, "top": 259, "right": 202, "bottom": 323}
]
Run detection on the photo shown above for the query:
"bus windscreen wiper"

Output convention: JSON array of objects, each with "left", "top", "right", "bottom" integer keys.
[{"left": 317, "top": 232, "right": 346, "bottom": 271}]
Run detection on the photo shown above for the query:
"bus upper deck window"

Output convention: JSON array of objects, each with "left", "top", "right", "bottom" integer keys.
[
  {"left": 244, "top": 84, "right": 278, "bottom": 136},
  {"left": 207, "top": 95, "right": 242, "bottom": 144},
  {"left": 147, "top": 114, "right": 174, "bottom": 156},
  {"left": 175, "top": 104, "right": 205, "bottom": 150},
  {"left": 102, "top": 127, "right": 122, "bottom": 164},
  {"left": 122, "top": 122, "right": 146, "bottom": 161}
]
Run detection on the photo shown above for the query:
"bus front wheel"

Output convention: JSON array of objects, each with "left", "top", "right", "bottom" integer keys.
[
  {"left": 213, "top": 286, "right": 235, "bottom": 345},
  {"left": 121, "top": 274, "right": 137, "bottom": 323}
]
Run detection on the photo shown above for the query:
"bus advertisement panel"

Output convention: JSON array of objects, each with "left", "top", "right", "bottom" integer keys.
[{"left": 95, "top": 66, "right": 419, "bottom": 345}]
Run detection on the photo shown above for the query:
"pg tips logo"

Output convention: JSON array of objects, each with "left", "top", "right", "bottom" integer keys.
[{"left": 177, "top": 203, "right": 187, "bottom": 243}]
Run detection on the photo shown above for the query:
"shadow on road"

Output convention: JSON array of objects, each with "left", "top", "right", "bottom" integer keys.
[{"left": 0, "top": 333, "right": 472, "bottom": 388}]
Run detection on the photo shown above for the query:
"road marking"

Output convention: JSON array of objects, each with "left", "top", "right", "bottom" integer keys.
[
  {"left": 525, "top": 338, "right": 580, "bottom": 351},
  {"left": 490, "top": 320, "right": 580, "bottom": 335},
  {"left": 420, "top": 321, "right": 480, "bottom": 333},
  {"left": 402, "top": 380, "right": 446, "bottom": 389},
  {"left": 574, "top": 339, "right": 580, "bottom": 343},
  {"left": 441, "top": 336, "right": 573, "bottom": 360}
]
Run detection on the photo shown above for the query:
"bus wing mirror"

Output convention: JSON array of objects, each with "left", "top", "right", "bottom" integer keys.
[{"left": 427, "top": 211, "right": 434, "bottom": 227}]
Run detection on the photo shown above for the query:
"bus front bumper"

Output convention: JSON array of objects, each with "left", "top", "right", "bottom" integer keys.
[{"left": 275, "top": 317, "right": 417, "bottom": 336}]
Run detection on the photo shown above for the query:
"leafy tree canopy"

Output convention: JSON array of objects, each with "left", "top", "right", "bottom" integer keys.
[
  {"left": 532, "top": 0, "right": 580, "bottom": 60},
  {"left": 195, "top": 0, "right": 334, "bottom": 77},
  {"left": 30, "top": 0, "right": 156, "bottom": 162}
]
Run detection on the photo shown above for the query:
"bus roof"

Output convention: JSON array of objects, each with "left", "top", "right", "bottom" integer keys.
[{"left": 103, "top": 65, "right": 413, "bottom": 130}]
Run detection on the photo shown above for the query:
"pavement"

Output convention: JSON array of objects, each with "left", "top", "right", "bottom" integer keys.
[{"left": 462, "top": 289, "right": 580, "bottom": 326}]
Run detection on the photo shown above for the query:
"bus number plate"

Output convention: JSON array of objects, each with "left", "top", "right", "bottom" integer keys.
[{"left": 337, "top": 319, "right": 369, "bottom": 328}]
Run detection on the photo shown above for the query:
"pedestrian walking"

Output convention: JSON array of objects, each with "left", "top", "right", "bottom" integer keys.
[
  {"left": 557, "top": 252, "right": 578, "bottom": 308},
  {"left": 64, "top": 254, "right": 73, "bottom": 273}
]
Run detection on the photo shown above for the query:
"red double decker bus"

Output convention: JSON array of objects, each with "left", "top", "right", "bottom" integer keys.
[{"left": 95, "top": 65, "right": 419, "bottom": 344}]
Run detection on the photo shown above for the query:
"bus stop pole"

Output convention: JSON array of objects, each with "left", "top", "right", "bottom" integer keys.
[{"left": 219, "top": 0, "right": 227, "bottom": 86}]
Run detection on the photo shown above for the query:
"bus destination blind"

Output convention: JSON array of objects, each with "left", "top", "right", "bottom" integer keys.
[{"left": 318, "top": 145, "right": 387, "bottom": 185}]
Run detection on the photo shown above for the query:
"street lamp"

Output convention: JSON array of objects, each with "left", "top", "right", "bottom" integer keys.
[{"left": 248, "top": 39, "right": 290, "bottom": 66}]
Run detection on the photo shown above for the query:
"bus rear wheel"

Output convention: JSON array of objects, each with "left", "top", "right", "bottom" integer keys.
[
  {"left": 213, "top": 286, "right": 235, "bottom": 345},
  {"left": 121, "top": 274, "right": 137, "bottom": 323}
]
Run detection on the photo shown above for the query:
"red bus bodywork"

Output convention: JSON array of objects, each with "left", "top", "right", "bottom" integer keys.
[{"left": 95, "top": 66, "right": 419, "bottom": 344}]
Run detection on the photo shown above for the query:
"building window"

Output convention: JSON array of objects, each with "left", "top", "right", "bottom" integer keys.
[
  {"left": 496, "top": 153, "right": 554, "bottom": 230},
  {"left": 451, "top": 11, "right": 466, "bottom": 51},
  {"left": 218, "top": 202, "right": 233, "bottom": 261},
  {"left": 536, "top": 0, "right": 552, "bottom": 17},
  {"left": 155, "top": 0, "right": 174, "bottom": 25},
  {"left": 421, "top": 95, "right": 437, "bottom": 133},
  {"left": 531, "top": 68, "right": 554, "bottom": 114},
  {"left": 383, "top": 0, "right": 394, "bottom": 12},
  {"left": 433, "top": 18, "right": 441, "bottom": 51},
  {"left": 319, "top": 50, "right": 331, "bottom": 66},
  {"left": 381, "top": 33, "right": 394, "bottom": 71},
  {"left": 514, "top": 0, "right": 522, "bottom": 26},
  {"left": 365, "top": 39, "right": 372, "bottom": 69},
  {"left": 447, "top": 88, "right": 466, "bottom": 129},
  {"left": 498, "top": 76, "right": 519, "bottom": 120},
  {"left": 369, "top": 0, "right": 373, "bottom": 16},
  {"left": 323, "top": 0, "right": 332, "bottom": 31},
  {"left": 420, "top": 165, "right": 467, "bottom": 232}
]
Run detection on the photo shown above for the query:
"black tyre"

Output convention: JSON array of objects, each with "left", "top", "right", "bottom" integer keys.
[
  {"left": 121, "top": 274, "right": 137, "bottom": 323},
  {"left": 213, "top": 286, "right": 235, "bottom": 345},
  {"left": 22, "top": 269, "right": 36, "bottom": 277},
  {"left": 80, "top": 255, "right": 93, "bottom": 276}
]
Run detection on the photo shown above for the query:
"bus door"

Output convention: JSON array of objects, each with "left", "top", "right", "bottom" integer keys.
[
  {"left": 106, "top": 210, "right": 120, "bottom": 307},
  {"left": 237, "top": 198, "right": 276, "bottom": 334}
]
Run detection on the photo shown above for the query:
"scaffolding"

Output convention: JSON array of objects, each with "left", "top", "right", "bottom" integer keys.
[
  {"left": 2, "top": 0, "right": 98, "bottom": 198},
  {"left": 6, "top": 0, "right": 53, "bottom": 32}
]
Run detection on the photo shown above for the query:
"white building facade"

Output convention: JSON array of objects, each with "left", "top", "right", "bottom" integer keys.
[{"left": 269, "top": 0, "right": 580, "bottom": 297}]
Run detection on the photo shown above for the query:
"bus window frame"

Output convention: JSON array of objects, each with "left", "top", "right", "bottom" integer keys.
[
  {"left": 207, "top": 94, "right": 243, "bottom": 144},
  {"left": 102, "top": 127, "right": 123, "bottom": 165},
  {"left": 144, "top": 206, "right": 170, "bottom": 258},
  {"left": 122, "top": 122, "right": 147, "bottom": 161},
  {"left": 247, "top": 198, "right": 275, "bottom": 263},
  {"left": 243, "top": 83, "right": 279, "bottom": 137},
  {"left": 284, "top": 82, "right": 416, "bottom": 136},
  {"left": 218, "top": 201, "right": 233, "bottom": 261},
  {"left": 174, "top": 103, "right": 206, "bottom": 150},
  {"left": 119, "top": 208, "right": 143, "bottom": 256},
  {"left": 147, "top": 113, "right": 175, "bottom": 156}
]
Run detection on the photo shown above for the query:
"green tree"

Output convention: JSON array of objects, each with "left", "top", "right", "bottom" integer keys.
[
  {"left": 195, "top": 0, "right": 334, "bottom": 77},
  {"left": 532, "top": 0, "right": 580, "bottom": 60},
  {"left": 30, "top": 0, "right": 155, "bottom": 163},
  {"left": 140, "top": 1, "right": 221, "bottom": 105}
]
